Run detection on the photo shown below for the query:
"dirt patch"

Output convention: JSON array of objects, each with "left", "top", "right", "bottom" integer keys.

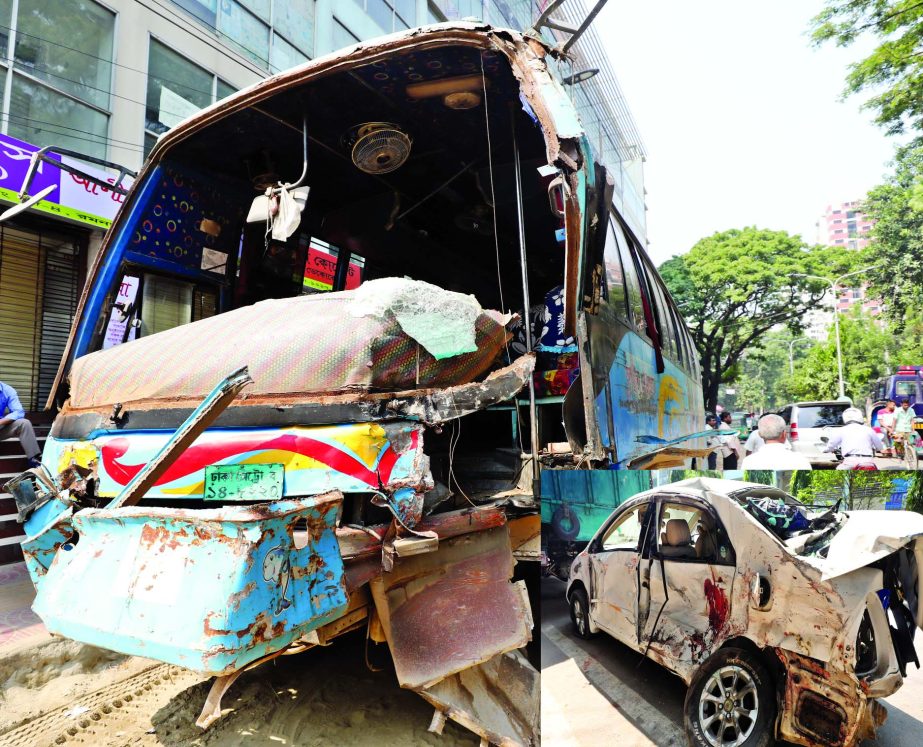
[
  {"left": 0, "top": 639, "right": 151, "bottom": 733},
  {"left": 1, "top": 633, "right": 477, "bottom": 746}
]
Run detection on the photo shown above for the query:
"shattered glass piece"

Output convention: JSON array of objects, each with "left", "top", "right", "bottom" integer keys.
[{"left": 350, "top": 278, "right": 481, "bottom": 360}]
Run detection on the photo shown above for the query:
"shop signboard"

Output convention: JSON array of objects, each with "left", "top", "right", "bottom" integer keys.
[{"left": 0, "top": 133, "right": 133, "bottom": 230}]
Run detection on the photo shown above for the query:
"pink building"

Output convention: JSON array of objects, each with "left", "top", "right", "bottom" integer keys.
[
  {"left": 818, "top": 200, "right": 875, "bottom": 250},
  {"left": 814, "top": 200, "right": 881, "bottom": 321}
]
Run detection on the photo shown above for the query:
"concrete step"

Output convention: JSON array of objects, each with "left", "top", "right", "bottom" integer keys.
[
  {"left": 0, "top": 493, "right": 17, "bottom": 515},
  {"left": 0, "top": 534, "right": 25, "bottom": 565},
  {"left": 0, "top": 512, "right": 22, "bottom": 540},
  {"left": 0, "top": 435, "right": 48, "bottom": 456},
  {"left": 0, "top": 455, "right": 29, "bottom": 472}
]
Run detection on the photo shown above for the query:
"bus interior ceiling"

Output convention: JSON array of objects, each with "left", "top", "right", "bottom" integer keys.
[
  {"left": 140, "top": 44, "right": 567, "bottom": 507},
  {"left": 164, "top": 43, "right": 562, "bottom": 313}
]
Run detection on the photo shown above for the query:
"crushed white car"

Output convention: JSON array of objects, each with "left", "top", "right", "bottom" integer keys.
[{"left": 565, "top": 476, "right": 923, "bottom": 747}]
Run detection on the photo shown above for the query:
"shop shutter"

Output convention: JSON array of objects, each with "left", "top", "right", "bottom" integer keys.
[
  {"left": 0, "top": 226, "right": 43, "bottom": 411},
  {"left": 37, "top": 236, "right": 81, "bottom": 408}
]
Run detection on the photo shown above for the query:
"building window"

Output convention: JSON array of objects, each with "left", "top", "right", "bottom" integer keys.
[
  {"left": 361, "top": 0, "right": 415, "bottom": 32},
  {"left": 332, "top": 18, "right": 360, "bottom": 50},
  {"left": 169, "top": 1, "right": 314, "bottom": 71},
  {"left": 145, "top": 39, "right": 238, "bottom": 158},
  {"left": 2, "top": 0, "right": 115, "bottom": 159}
]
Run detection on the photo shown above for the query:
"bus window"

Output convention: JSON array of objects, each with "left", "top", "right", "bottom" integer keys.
[
  {"left": 649, "top": 279, "right": 678, "bottom": 362},
  {"left": 895, "top": 379, "right": 916, "bottom": 398},
  {"left": 612, "top": 219, "right": 648, "bottom": 339},
  {"left": 140, "top": 275, "right": 193, "bottom": 336},
  {"left": 602, "top": 219, "right": 629, "bottom": 320}
]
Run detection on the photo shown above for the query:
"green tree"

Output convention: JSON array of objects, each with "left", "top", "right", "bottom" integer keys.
[
  {"left": 787, "top": 309, "right": 913, "bottom": 403},
  {"left": 863, "top": 139, "right": 923, "bottom": 322},
  {"left": 812, "top": 1, "right": 923, "bottom": 135},
  {"left": 660, "top": 228, "right": 840, "bottom": 413}
]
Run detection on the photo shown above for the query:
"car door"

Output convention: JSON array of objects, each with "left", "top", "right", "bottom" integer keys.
[
  {"left": 587, "top": 497, "right": 656, "bottom": 648},
  {"left": 639, "top": 496, "right": 736, "bottom": 666}
]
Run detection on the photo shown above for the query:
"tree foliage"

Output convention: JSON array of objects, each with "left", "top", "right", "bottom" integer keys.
[
  {"left": 863, "top": 139, "right": 923, "bottom": 321},
  {"left": 786, "top": 310, "right": 916, "bottom": 403},
  {"left": 659, "top": 228, "right": 847, "bottom": 413},
  {"left": 812, "top": 1, "right": 923, "bottom": 134}
]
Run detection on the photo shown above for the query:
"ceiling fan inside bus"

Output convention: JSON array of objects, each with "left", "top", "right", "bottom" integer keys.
[{"left": 342, "top": 122, "right": 412, "bottom": 175}]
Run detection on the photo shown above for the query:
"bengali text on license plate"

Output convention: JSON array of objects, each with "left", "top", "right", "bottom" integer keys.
[{"left": 203, "top": 463, "right": 284, "bottom": 501}]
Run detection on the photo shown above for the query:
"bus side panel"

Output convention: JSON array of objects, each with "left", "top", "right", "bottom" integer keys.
[{"left": 603, "top": 331, "right": 703, "bottom": 466}]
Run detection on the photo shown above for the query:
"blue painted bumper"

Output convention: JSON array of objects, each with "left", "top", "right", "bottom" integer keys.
[{"left": 31, "top": 493, "right": 348, "bottom": 676}]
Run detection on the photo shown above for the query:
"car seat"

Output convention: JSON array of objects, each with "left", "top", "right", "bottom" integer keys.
[{"left": 659, "top": 519, "right": 697, "bottom": 559}]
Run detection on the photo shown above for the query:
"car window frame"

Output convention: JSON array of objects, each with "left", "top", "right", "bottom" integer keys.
[
  {"left": 652, "top": 494, "right": 736, "bottom": 567},
  {"left": 591, "top": 496, "right": 656, "bottom": 556}
]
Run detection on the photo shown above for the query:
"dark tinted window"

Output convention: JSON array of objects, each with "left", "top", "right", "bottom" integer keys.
[
  {"left": 602, "top": 220, "right": 629, "bottom": 320},
  {"left": 612, "top": 219, "right": 648, "bottom": 339},
  {"left": 895, "top": 379, "right": 916, "bottom": 397},
  {"left": 796, "top": 404, "right": 849, "bottom": 428}
]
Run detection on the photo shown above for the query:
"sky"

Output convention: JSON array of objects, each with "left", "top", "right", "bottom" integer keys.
[{"left": 595, "top": 0, "right": 902, "bottom": 265}]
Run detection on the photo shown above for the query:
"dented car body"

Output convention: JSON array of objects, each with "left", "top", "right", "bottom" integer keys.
[{"left": 566, "top": 477, "right": 923, "bottom": 746}]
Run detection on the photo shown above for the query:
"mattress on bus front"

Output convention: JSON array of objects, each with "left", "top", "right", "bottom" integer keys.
[{"left": 66, "top": 278, "right": 513, "bottom": 411}]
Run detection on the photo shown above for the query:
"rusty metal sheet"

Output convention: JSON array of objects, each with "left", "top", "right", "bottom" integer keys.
[
  {"left": 31, "top": 492, "right": 348, "bottom": 676},
  {"left": 419, "top": 649, "right": 539, "bottom": 747},
  {"left": 370, "top": 525, "right": 531, "bottom": 690}
]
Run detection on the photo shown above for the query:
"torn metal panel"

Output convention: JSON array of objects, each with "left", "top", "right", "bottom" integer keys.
[
  {"left": 45, "top": 421, "right": 429, "bottom": 501},
  {"left": 811, "top": 510, "right": 923, "bottom": 581},
  {"left": 369, "top": 525, "right": 531, "bottom": 690},
  {"left": 337, "top": 503, "right": 508, "bottom": 562},
  {"left": 31, "top": 492, "right": 348, "bottom": 676},
  {"left": 20, "top": 504, "right": 74, "bottom": 585},
  {"left": 108, "top": 365, "right": 253, "bottom": 509},
  {"left": 775, "top": 648, "right": 885, "bottom": 747},
  {"left": 418, "top": 649, "right": 539, "bottom": 747},
  {"left": 507, "top": 514, "right": 541, "bottom": 560}
]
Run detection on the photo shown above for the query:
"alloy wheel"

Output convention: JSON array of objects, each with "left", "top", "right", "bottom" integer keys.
[{"left": 697, "top": 664, "right": 759, "bottom": 747}]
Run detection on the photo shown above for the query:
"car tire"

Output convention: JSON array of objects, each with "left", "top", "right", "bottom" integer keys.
[
  {"left": 683, "top": 647, "right": 776, "bottom": 747},
  {"left": 569, "top": 587, "right": 593, "bottom": 639},
  {"left": 552, "top": 505, "right": 581, "bottom": 541}
]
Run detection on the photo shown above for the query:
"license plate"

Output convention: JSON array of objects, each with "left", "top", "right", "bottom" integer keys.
[{"left": 203, "top": 463, "right": 284, "bottom": 501}]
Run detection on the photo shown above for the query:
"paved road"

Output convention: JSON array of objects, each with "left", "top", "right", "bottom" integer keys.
[{"left": 541, "top": 576, "right": 923, "bottom": 747}]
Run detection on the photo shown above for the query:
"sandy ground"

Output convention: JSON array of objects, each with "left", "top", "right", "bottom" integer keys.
[{"left": 0, "top": 632, "right": 479, "bottom": 747}]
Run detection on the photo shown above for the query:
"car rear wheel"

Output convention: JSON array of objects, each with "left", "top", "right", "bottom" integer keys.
[
  {"left": 684, "top": 648, "right": 775, "bottom": 747},
  {"left": 569, "top": 587, "right": 593, "bottom": 639}
]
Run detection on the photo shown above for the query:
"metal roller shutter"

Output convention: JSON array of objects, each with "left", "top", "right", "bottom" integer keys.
[
  {"left": 0, "top": 226, "right": 43, "bottom": 410},
  {"left": 0, "top": 225, "right": 82, "bottom": 412}
]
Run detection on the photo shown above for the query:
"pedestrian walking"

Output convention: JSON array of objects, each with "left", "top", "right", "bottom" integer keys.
[
  {"left": 741, "top": 414, "right": 812, "bottom": 470},
  {"left": 717, "top": 411, "right": 743, "bottom": 470}
]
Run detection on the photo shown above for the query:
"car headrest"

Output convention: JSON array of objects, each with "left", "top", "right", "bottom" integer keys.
[{"left": 665, "top": 519, "right": 691, "bottom": 547}]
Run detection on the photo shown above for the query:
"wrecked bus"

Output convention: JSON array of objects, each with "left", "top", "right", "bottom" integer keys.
[{"left": 7, "top": 21, "right": 702, "bottom": 744}]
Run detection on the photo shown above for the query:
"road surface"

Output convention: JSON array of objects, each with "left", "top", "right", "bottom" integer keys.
[{"left": 541, "top": 576, "right": 923, "bottom": 747}]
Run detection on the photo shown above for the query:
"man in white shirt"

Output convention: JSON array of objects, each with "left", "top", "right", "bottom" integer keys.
[
  {"left": 741, "top": 414, "right": 813, "bottom": 471},
  {"left": 824, "top": 407, "right": 884, "bottom": 470}
]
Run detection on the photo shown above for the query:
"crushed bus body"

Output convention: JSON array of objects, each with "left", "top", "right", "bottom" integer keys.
[{"left": 5, "top": 20, "right": 704, "bottom": 745}]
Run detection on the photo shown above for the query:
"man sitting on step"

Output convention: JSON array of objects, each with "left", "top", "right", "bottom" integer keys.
[{"left": 0, "top": 381, "right": 41, "bottom": 469}]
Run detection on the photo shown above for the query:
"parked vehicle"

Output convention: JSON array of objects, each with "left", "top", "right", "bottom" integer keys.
[
  {"left": 869, "top": 367, "right": 923, "bottom": 446},
  {"left": 777, "top": 400, "right": 852, "bottom": 467},
  {"left": 566, "top": 476, "right": 923, "bottom": 747}
]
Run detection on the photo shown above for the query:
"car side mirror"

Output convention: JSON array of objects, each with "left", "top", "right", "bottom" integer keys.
[{"left": 750, "top": 573, "right": 772, "bottom": 611}]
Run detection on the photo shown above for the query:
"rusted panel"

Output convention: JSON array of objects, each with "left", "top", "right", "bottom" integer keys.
[
  {"left": 370, "top": 525, "right": 531, "bottom": 690},
  {"left": 775, "top": 648, "right": 882, "bottom": 747},
  {"left": 30, "top": 492, "right": 348, "bottom": 676},
  {"left": 337, "top": 503, "right": 508, "bottom": 561},
  {"left": 20, "top": 506, "right": 74, "bottom": 584},
  {"left": 507, "top": 514, "right": 540, "bottom": 559},
  {"left": 418, "top": 649, "right": 539, "bottom": 747}
]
